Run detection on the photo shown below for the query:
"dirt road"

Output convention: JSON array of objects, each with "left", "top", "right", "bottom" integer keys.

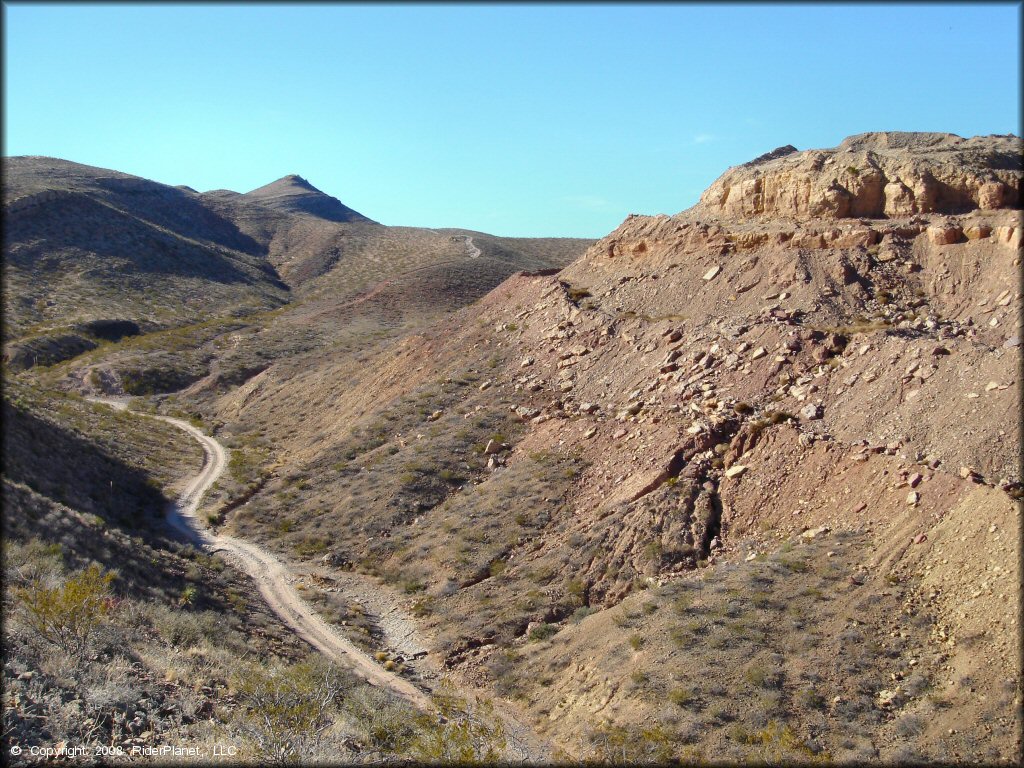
[
  {"left": 88, "top": 397, "right": 431, "bottom": 709},
  {"left": 89, "top": 397, "right": 552, "bottom": 761}
]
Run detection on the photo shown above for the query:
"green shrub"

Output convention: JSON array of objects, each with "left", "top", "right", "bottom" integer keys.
[
  {"left": 669, "top": 686, "right": 697, "bottom": 708},
  {"left": 528, "top": 623, "right": 558, "bottom": 642},
  {"left": 15, "top": 563, "right": 114, "bottom": 659}
]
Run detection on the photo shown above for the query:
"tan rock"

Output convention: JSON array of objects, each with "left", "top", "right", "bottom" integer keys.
[
  {"left": 883, "top": 180, "right": 915, "bottom": 216},
  {"left": 977, "top": 181, "right": 1006, "bottom": 210},
  {"left": 927, "top": 225, "right": 962, "bottom": 245},
  {"left": 964, "top": 223, "right": 992, "bottom": 240},
  {"left": 698, "top": 133, "right": 1021, "bottom": 221}
]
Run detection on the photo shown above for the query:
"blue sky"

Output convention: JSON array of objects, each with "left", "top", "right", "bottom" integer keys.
[{"left": 3, "top": 3, "right": 1021, "bottom": 237}]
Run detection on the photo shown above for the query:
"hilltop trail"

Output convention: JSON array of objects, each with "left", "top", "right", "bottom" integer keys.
[{"left": 88, "top": 397, "right": 552, "bottom": 762}]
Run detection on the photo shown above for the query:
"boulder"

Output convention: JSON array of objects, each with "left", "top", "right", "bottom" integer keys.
[
  {"left": 801, "top": 403, "right": 823, "bottom": 420},
  {"left": 927, "top": 224, "right": 962, "bottom": 245}
]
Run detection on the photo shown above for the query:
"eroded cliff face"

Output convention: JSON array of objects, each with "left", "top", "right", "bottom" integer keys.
[{"left": 698, "top": 132, "right": 1021, "bottom": 220}]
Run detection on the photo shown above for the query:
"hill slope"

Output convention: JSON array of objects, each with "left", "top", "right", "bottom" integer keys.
[
  {"left": 3, "top": 134, "right": 1019, "bottom": 763},
  {"left": 198, "top": 132, "right": 1021, "bottom": 762},
  {"left": 4, "top": 158, "right": 591, "bottom": 394},
  {"left": 242, "top": 173, "right": 374, "bottom": 223}
]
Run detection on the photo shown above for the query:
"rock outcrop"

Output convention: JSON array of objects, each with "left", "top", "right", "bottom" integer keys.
[{"left": 699, "top": 132, "right": 1022, "bottom": 219}]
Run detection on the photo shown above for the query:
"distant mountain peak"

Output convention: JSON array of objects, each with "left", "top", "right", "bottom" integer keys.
[
  {"left": 244, "top": 175, "right": 374, "bottom": 224},
  {"left": 275, "top": 173, "right": 315, "bottom": 189}
]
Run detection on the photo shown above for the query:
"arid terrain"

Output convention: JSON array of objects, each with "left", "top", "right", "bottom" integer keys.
[{"left": 3, "top": 131, "right": 1021, "bottom": 764}]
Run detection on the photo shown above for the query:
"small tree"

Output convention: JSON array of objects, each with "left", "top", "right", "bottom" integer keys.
[{"left": 15, "top": 563, "right": 115, "bottom": 659}]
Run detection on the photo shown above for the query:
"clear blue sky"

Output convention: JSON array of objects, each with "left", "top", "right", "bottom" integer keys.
[{"left": 3, "top": 3, "right": 1021, "bottom": 237}]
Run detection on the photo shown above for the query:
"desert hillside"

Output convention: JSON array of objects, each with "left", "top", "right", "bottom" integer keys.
[
  {"left": 4, "top": 157, "right": 590, "bottom": 396},
  {"left": 2, "top": 132, "right": 1020, "bottom": 764},
  {"left": 197, "top": 132, "right": 1021, "bottom": 763}
]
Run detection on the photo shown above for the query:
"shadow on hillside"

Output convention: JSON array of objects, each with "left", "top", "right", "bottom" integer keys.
[
  {"left": 1, "top": 401, "right": 167, "bottom": 532},
  {"left": 93, "top": 176, "right": 267, "bottom": 256},
  {"left": 3, "top": 194, "right": 264, "bottom": 286},
  {"left": 0, "top": 405, "right": 231, "bottom": 605}
]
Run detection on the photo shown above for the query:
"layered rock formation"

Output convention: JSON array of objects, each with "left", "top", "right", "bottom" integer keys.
[{"left": 699, "top": 132, "right": 1021, "bottom": 219}]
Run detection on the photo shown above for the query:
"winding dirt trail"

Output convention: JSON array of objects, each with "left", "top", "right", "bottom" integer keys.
[
  {"left": 89, "top": 397, "right": 553, "bottom": 762},
  {"left": 89, "top": 397, "right": 431, "bottom": 710},
  {"left": 463, "top": 234, "right": 481, "bottom": 259}
]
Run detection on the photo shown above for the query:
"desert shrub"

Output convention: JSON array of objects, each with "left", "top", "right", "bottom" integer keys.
[
  {"left": 565, "top": 286, "right": 592, "bottom": 302},
  {"left": 588, "top": 723, "right": 674, "bottom": 764},
  {"left": 747, "top": 720, "right": 829, "bottom": 763},
  {"left": 903, "top": 672, "right": 930, "bottom": 697},
  {"left": 744, "top": 661, "right": 783, "bottom": 689},
  {"left": 570, "top": 606, "right": 596, "bottom": 623},
  {"left": 894, "top": 713, "right": 926, "bottom": 738},
  {"left": 670, "top": 624, "right": 700, "bottom": 649},
  {"left": 230, "top": 656, "right": 348, "bottom": 763},
  {"left": 146, "top": 604, "right": 221, "bottom": 648},
  {"left": 344, "top": 685, "right": 418, "bottom": 754},
  {"left": 407, "top": 682, "right": 507, "bottom": 763},
  {"left": 778, "top": 555, "right": 810, "bottom": 573},
  {"left": 630, "top": 670, "right": 650, "bottom": 687},
  {"left": 708, "top": 701, "right": 735, "bottom": 723},
  {"left": 528, "top": 623, "right": 558, "bottom": 642},
  {"left": 178, "top": 584, "right": 198, "bottom": 607},
  {"left": 669, "top": 686, "right": 698, "bottom": 708},
  {"left": 14, "top": 563, "right": 114, "bottom": 659},
  {"left": 797, "top": 687, "right": 828, "bottom": 711}
]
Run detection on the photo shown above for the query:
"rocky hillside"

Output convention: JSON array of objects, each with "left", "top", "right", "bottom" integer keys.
[
  {"left": 2, "top": 156, "right": 594, "bottom": 764},
  {"left": 197, "top": 132, "right": 1021, "bottom": 762}
]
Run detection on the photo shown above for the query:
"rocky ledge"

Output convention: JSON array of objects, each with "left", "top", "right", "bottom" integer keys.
[{"left": 698, "top": 132, "right": 1022, "bottom": 220}]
